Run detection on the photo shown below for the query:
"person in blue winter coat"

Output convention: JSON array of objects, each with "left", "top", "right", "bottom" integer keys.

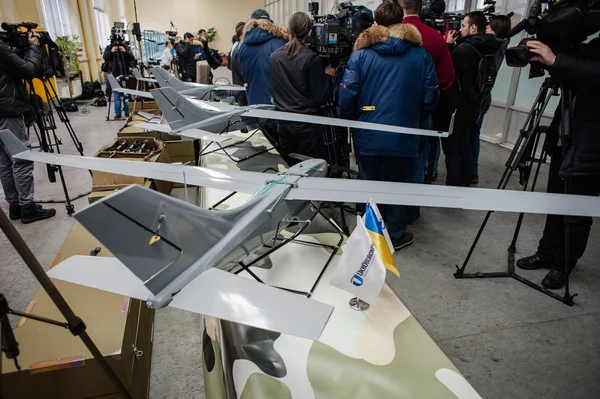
[
  {"left": 238, "top": 9, "right": 288, "bottom": 105},
  {"left": 339, "top": 0, "right": 439, "bottom": 250},
  {"left": 237, "top": 9, "right": 288, "bottom": 147}
]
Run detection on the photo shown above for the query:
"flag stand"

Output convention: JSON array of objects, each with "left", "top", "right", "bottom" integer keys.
[{"left": 349, "top": 297, "right": 370, "bottom": 311}]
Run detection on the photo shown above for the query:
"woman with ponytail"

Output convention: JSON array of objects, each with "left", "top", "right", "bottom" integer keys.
[{"left": 269, "top": 12, "right": 336, "bottom": 165}]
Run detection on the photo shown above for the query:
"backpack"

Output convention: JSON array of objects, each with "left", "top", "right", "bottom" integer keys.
[{"left": 464, "top": 42, "right": 498, "bottom": 101}]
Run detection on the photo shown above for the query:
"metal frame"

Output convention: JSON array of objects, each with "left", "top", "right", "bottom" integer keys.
[{"left": 209, "top": 193, "right": 344, "bottom": 299}]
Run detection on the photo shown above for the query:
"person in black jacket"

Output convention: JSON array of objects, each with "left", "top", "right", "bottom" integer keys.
[
  {"left": 517, "top": 37, "right": 600, "bottom": 289},
  {"left": 103, "top": 42, "right": 135, "bottom": 118},
  {"left": 269, "top": 12, "right": 336, "bottom": 165},
  {"left": 0, "top": 33, "right": 56, "bottom": 223},
  {"left": 445, "top": 12, "right": 504, "bottom": 186},
  {"left": 229, "top": 23, "right": 247, "bottom": 105},
  {"left": 176, "top": 32, "right": 201, "bottom": 83}
]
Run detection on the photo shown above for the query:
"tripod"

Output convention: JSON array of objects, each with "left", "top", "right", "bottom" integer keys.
[
  {"left": 454, "top": 78, "right": 577, "bottom": 306},
  {"left": 26, "top": 74, "right": 86, "bottom": 216},
  {"left": 0, "top": 208, "right": 132, "bottom": 398}
]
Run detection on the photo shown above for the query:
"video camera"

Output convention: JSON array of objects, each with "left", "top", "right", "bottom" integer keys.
[
  {"left": 0, "top": 22, "right": 52, "bottom": 51},
  {"left": 505, "top": 0, "right": 600, "bottom": 77},
  {"left": 422, "top": 0, "right": 496, "bottom": 37},
  {"left": 110, "top": 22, "right": 128, "bottom": 47},
  {"left": 308, "top": 1, "right": 374, "bottom": 67}
]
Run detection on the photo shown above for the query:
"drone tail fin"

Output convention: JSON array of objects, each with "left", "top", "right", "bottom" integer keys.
[{"left": 151, "top": 67, "right": 189, "bottom": 92}]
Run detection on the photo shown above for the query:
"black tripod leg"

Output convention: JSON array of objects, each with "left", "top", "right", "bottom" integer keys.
[
  {"left": 56, "top": 166, "right": 75, "bottom": 216},
  {"left": 0, "top": 209, "right": 132, "bottom": 399}
]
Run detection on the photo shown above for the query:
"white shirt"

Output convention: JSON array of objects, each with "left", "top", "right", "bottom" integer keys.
[{"left": 161, "top": 48, "right": 174, "bottom": 67}]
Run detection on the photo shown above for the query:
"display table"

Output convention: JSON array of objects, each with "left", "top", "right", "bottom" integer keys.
[{"left": 198, "top": 131, "right": 482, "bottom": 399}]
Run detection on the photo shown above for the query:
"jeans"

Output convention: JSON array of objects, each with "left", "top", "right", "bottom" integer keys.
[
  {"left": 423, "top": 116, "right": 439, "bottom": 178},
  {"left": 442, "top": 126, "right": 473, "bottom": 187},
  {"left": 407, "top": 137, "right": 427, "bottom": 223},
  {"left": 0, "top": 117, "right": 34, "bottom": 207},
  {"left": 472, "top": 95, "right": 492, "bottom": 177},
  {"left": 536, "top": 150, "right": 600, "bottom": 272},
  {"left": 356, "top": 155, "right": 422, "bottom": 242},
  {"left": 113, "top": 92, "right": 129, "bottom": 116}
]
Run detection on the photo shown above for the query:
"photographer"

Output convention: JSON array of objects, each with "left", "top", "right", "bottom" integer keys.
[
  {"left": 517, "top": 37, "right": 600, "bottom": 289},
  {"left": 103, "top": 41, "right": 135, "bottom": 118},
  {"left": 161, "top": 40, "right": 175, "bottom": 70},
  {"left": 445, "top": 11, "right": 504, "bottom": 186},
  {"left": 0, "top": 32, "right": 56, "bottom": 223},
  {"left": 269, "top": 12, "right": 336, "bottom": 165},
  {"left": 176, "top": 32, "right": 203, "bottom": 82},
  {"left": 339, "top": 0, "right": 439, "bottom": 250}
]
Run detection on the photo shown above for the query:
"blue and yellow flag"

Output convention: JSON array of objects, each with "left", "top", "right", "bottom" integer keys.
[{"left": 363, "top": 203, "right": 400, "bottom": 278}]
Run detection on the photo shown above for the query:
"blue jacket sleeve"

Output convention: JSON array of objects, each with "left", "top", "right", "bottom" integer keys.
[
  {"left": 338, "top": 52, "right": 362, "bottom": 120},
  {"left": 422, "top": 51, "right": 439, "bottom": 115}
]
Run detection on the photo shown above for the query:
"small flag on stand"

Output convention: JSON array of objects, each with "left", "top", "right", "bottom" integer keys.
[{"left": 330, "top": 201, "right": 400, "bottom": 305}]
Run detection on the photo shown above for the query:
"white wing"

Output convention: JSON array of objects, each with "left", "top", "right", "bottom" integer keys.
[
  {"left": 287, "top": 177, "right": 600, "bottom": 217},
  {"left": 107, "top": 74, "right": 153, "bottom": 98},
  {"left": 49, "top": 256, "right": 331, "bottom": 340},
  {"left": 134, "top": 122, "right": 231, "bottom": 143},
  {"left": 244, "top": 109, "right": 452, "bottom": 138}
]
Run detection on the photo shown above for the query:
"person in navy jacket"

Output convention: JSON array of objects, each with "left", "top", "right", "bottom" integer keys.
[{"left": 339, "top": 0, "right": 439, "bottom": 250}]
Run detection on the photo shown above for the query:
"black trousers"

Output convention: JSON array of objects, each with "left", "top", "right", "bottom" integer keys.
[
  {"left": 537, "top": 150, "right": 600, "bottom": 271},
  {"left": 277, "top": 122, "right": 328, "bottom": 166},
  {"left": 441, "top": 126, "right": 473, "bottom": 186}
]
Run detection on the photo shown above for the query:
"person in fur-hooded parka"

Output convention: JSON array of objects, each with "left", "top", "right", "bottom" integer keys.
[{"left": 237, "top": 17, "right": 288, "bottom": 105}]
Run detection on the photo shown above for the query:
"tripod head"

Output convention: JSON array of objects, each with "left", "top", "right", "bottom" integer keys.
[{"left": 0, "top": 294, "right": 21, "bottom": 372}]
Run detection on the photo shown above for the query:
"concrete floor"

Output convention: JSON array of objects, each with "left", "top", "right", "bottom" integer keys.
[{"left": 1, "top": 90, "right": 599, "bottom": 398}]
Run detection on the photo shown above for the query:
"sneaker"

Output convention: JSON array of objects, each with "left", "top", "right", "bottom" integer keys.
[
  {"left": 541, "top": 269, "right": 566, "bottom": 290},
  {"left": 517, "top": 254, "right": 552, "bottom": 270},
  {"left": 9, "top": 204, "right": 43, "bottom": 220},
  {"left": 125, "top": 113, "right": 130, "bottom": 117},
  {"left": 470, "top": 175, "right": 479, "bottom": 185},
  {"left": 393, "top": 232, "right": 414, "bottom": 250},
  {"left": 21, "top": 204, "right": 56, "bottom": 224},
  {"left": 114, "top": 114, "right": 122, "bottom": 119}
]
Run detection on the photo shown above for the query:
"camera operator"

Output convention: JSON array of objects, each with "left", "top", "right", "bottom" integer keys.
[
  {"left": 269, "top": 12, "right": 336, "bottom": 165},
  {"left": 238, "top": 9, "right": 287, "bottom": 147},
  {"left": 517, "top": 37, "right": 600, "bottom": 289},
  {"left": 176, "top": 32, "right": 203, "bottom": 82},
  {"left": 445, "top": 11, "right": 504, "bottom": 186},
  {"left": 0, "top": 32, "right": 56, "bottom": 223},
  {"left": 103, "top": 41, "right": 135, "bottom": 118},
  {"left": 339, "top": 0, "right": 439, "bottom": 250}
]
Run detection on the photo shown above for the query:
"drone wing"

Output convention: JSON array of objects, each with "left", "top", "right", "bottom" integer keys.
[
  {"left": 134, "top": 122, "right": 232, "bottom": 143},
  {"left": 287, "top": 177, "right": 600, "bottom": 217},
  {"left": 0, "top": 130, "right": 264, "bottom": 194},
  {"left": 243, "top": 109, "right": 453, "bottom": 138},
  {"left": 106, "top": 74, "right": 153, "bottom": 99},
  {"left": 134, "top": 68, "right": 158, "bottom": 83}
]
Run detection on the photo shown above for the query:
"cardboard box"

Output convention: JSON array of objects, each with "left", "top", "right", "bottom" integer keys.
[
  {"left": 1, "top": 222, "right": 154, "bottom": 399},
  {"left": 165, "top": 140, "right": 196, "bottom": 187},
  {"left": 92, "top": 137, "right": 173, "bottom": 195},
  {"left": 88, "top": 181, "right": 152, "bottom": 204}
]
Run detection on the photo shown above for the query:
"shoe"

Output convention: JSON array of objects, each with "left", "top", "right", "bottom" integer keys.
[
  {"left": 125, "top": 113, "right": 130, "bottom": 117},
  {"left": 517, "top": 254, "right": 553, "bottom": 270},
  {"left": 470, "top": 175, "right": 479, "bottom": 185},
  {"left": 424, "top": 175, "right": 436, "bottom": 184},
  {"left": 114, "top": 114, "right": 122, "bottom": 119},
  {"left": 21, "top": 204, "right": 56, "bottom": 224},
  {"left": 9, "top": 204, "right": 21, "bottom": 220},
  {"left": 9, "top": 204, "right": 42, "bottom": 220},
  {"left": 393, "top": 232, "right": 414, "bottom": 250},
  {"left": 542, "top": 269, "right": 566, "bottom": 290}
]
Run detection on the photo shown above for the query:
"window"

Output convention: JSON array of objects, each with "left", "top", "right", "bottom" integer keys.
[
  {"left": 446, "top": 0, "right": 466, "bottom": 12},
  {"left": 92, "top": 0, "right": 111, "bottom": 49},
  {"left": 40, "top": 0, "right": 72, "bottom": 39}
]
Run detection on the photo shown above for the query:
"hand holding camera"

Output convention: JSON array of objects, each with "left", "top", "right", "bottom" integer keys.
[
  {"left": 526, "top": 40, "right": 556, "bottom": 66},
  {"left": 27, "top": 32, "right": 40, "bottom": 46}
]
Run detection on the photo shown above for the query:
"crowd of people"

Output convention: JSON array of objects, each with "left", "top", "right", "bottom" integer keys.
[{"left": 230, "top": 1, "right": 513, "bottom": 249}]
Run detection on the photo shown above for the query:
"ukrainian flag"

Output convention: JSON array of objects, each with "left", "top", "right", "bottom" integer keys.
[{"left": 363, "top": 203, "right": 400, "bottom": 278}]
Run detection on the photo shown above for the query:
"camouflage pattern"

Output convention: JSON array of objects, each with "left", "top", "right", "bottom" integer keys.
[{"left": 199, "top": 132, "right": 482, "bottom": 399}]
